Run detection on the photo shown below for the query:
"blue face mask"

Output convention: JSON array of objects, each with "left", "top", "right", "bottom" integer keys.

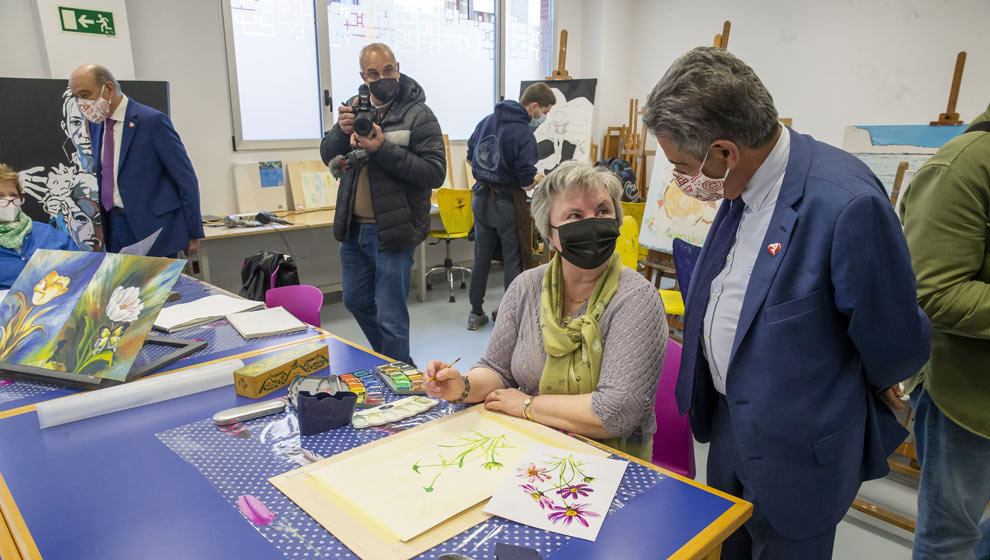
[{"left": 530, "top": 113, "right": 547, "bottom": 128}]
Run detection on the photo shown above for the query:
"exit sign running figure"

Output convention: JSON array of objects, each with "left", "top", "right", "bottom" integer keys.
[{"left": 59, "top": 6, "right": 116, "bottom": 36}]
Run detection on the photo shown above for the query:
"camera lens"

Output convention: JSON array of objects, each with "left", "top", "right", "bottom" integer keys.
[{"left": 354, "top": 114, "right": 374, "bottom": 137}]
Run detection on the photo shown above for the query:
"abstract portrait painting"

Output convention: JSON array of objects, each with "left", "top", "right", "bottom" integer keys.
[
  {"left": 519, "top": 79, "right": 597, "bottom": 175},
  {"left": 0, "top": 250, "right": 184, "bottom": 383}
]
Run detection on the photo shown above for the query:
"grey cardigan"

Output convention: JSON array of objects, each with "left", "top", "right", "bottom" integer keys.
[{"left": 476, "top": 264, "right": 668, "bottom": 449}]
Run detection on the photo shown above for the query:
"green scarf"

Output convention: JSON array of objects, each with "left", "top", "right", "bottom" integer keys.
[
  {"left": 539, "top": 253, "right": 652, "bottom": 461},
  {"left": 0, "top": 212, "right": 31, "bottom": 250}
]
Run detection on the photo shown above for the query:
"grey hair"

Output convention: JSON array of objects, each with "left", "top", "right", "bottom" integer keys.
[
  {"left": 89, "top": 64, "right": 122, "bottom": 94},
  {"left": 642, "top": 47, "right": 778, "bottom": 160},
  {"left": 531, "top": 161, "right": 624, "bottom": 241}
]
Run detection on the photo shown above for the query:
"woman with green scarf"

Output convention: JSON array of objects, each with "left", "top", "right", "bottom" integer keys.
[
  {"left": 424, "top": 162, "right": 668, "bottom": 461},
  {"left": 0, "top": 164, "right": 77, "bottom": 289}
]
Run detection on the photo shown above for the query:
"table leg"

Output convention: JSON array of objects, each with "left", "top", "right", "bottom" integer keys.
[
  {"left": 415, "top": 239, "right": 427, "bottom": 302},
  {"left": 703, "top": 544, "right": 722, "bottom": 560},
  {"left": 199, "top": 243, "right": 212, "bottom": 285}
]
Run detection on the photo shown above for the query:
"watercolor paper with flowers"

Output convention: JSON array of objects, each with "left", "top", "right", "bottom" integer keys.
[
  {"left": 484, "top": 442, "right": 627, "bottom": 541},
  {"left": 0, "top": 249, "right": 183, "bottom": 381},
  {"left": 307, "top": 409, "right": 564, "bottom": 542}
]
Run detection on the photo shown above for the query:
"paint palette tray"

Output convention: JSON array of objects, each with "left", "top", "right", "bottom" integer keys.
[
  {"left": 374, "top": 361, "right": 426, "bottom": 395},
  {"left": 350, "top": 396, "right": 439, "bottom": 429},
  {"left": 337, "top": 370, "right": 384, "bottom": 408}
]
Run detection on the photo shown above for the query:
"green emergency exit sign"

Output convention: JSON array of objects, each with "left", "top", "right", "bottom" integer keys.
[{"left": 58, "top": 6, "right": 116, "bottom": 36}]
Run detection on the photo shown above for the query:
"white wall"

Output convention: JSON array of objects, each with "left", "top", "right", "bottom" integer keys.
[
  {"left": 620, "top": 0, "right": 990, "bottom": 180},
  {"left": 5, "top": 0, "right": 989, "bottom": 212},
  {"left": 34, "top": 0, "right": 135, "bottom": 79}
]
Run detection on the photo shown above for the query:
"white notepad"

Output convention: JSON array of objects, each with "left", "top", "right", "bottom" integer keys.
[
  {"left": 153, "top": 295, "right": 264, "bottom": 333},
  {"left": 226, "top": 306, "right": 308, "bottom": 339}
]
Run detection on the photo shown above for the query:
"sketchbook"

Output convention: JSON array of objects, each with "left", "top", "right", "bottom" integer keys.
[
  {"left": 152, "top": 294, "right": 263, "bottom": 333},
  {"left": 226, "top": 306, "right": 307, "bottom": 339}
]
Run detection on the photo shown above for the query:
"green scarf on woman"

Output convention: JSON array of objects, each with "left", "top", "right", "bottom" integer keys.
[
  {"left": 0, "top": 212, "right": 31, "bottom": 250},
  {"left": 539, "top": 253, "right": 652, "bottom": 461}
]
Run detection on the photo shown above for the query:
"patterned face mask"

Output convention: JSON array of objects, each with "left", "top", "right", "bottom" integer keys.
[
  {"left": 78, "top": 85, "right": 111, "bottom": 123},
  {"left": 671, "top": 147, "right": 730, "bottom": 202}
]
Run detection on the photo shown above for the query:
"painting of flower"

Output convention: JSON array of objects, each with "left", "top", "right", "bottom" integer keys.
[
  {"left": 484, "top": 443, "right": 628, "bottom": 541},
  {"left": 516, "top": 462, "right": 551, "bottom": 483},
  {"left": 557, "top": 483, "right": 594, "bottom": 499},
  {"left": 31, "top": 270, "right": 70, "bottom": 305},
  {"left": 520, "top": 484, "right": 554, "bottom": 509},
  {"left": 0, "top": 250, "right": 184, "bottom": 383},
  {"left": 105, "top": 286, "right": 143, "bottom": 323},
  {"left": 547, "top": 503, "right": 600, "bottom": 528}
]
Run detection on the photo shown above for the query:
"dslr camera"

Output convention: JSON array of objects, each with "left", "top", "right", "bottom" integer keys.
[{"left": 352, "top": 83, "right": 380, "bottom": 138}]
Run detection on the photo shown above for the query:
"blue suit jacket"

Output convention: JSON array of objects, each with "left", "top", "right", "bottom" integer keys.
[
  {"left": 684, "top": 130, "right": 931, "bottom": 539},
  {"left": 89, "top": 99, "right": 204, "bottom": 256},
  {"left": 0, "top": 222, "right": 77, "bottom": 288}
]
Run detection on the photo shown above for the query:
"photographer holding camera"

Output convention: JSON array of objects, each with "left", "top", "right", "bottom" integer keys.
[{"left": 321, "top": 43, "right": 446, "bottom": 365}]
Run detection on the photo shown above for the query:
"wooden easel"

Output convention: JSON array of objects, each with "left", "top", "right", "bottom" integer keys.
[
  {"left": 889, "top": 161, "right": 909, "bottom": 206},
  {"left": 713, "top": 20, "right": 730, "bottom": 49},
  {"left": 546, "top": 29, "right": 571, "bottom": 80},
  {"left": 931, "top": 51, "right": 966, "bottom": 126},
  {"left": 534, "top": 29, "right": 576, "bottom": 263}
]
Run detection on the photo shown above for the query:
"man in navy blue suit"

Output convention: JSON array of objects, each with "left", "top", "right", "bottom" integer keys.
[
  {"left": 643, "top": 47, "right": 931, "bottom": 559},
  {"left": 69, "top": 64, "right": 203, "bottom": 257}
]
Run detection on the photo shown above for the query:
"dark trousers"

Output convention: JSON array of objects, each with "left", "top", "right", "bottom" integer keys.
[
  {"left": 102, "top": 209, "right": 138, "bottom": 254},
  {"left": 707, "top": 395, "right": 838, "bottom": 559},
  {"left": 339, "top": 222, "right": 416, "bottom": 364},
  {"left": 468, "top": 188, "right": 521, "bottom": 315}
]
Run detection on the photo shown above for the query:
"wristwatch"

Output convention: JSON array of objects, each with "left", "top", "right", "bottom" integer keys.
[{"left": 523, "top": 397, "right": 534, "bottom": 420}]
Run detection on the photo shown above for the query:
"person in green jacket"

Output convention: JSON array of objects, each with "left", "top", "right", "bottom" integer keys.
[{"left": 899, "top": 103, "right": 990, "bottom": 560}]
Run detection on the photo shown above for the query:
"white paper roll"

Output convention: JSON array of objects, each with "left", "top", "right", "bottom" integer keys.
[{"left": 36, "top": 358, "right": 245, "bottom": 429}]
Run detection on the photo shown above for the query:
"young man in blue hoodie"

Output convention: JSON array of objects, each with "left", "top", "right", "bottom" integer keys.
[{"left": 465, "top": 82, "right": 555, "bottom": 330}]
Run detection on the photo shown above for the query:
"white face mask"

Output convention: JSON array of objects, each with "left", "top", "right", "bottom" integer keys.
[
  {"left": 671, "top": 147, "right": 730, "bottom": 202},
  {"left": 0, "top": 203, "right": 19, "bottom": 223},
  {"left": 77, "top": 85, "right": 112, "bottom": 123}
]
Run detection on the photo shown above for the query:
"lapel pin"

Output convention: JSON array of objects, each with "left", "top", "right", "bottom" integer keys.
[
  {"left": 767, "top": 243, "right": 781, "bottom": 256},
  {"left": 128, "top": 122, "right": 135, "bottom": 127}
]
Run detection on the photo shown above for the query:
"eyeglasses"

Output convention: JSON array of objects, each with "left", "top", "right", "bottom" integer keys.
[
  {"left": 0, "top": 196, "right": 25, "bottom": 208},
  {"left": 364, "top": 67, "right": 397, "bottom": 81}
]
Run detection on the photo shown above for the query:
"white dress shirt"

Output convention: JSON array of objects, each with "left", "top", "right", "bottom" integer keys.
[
  {"left": 702, "top": 126, "right": 791, "bottom": 394},
  {"left": 103, "top": 95, "right": 129, "bottom": 208}
]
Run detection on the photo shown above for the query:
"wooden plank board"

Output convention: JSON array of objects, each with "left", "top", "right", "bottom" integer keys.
[
  {"left": 270, "top": 405, "right": 608, "bottom": 560},
  {"left": 233, "top": 161, "right": 290, "bottom": 213},
  {"left": 286, "top": 161, "right": 339, "bottom": 210}
]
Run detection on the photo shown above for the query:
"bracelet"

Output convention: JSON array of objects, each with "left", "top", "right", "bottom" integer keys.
[{"left": 451, "top": 375, "right": 471, "bottom": 404}]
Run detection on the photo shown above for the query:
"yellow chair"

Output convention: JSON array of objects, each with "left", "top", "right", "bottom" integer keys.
[
  {"left": 616, "top": 215, "right": 641, "bottom": 269},
  {"left": 658, "top": 289, "right": 685, "bottom": 316},
  {"left": 620, "top": 201, "right": 649, "bottom": 260},
  {"left": 426, "top": 188, "right": 474, "bottom": 303}
]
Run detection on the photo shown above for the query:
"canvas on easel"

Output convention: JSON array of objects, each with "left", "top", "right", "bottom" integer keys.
[
  {"left": 639, "top": 160, "right": 720, "bottom": 253},
  {"left": 286, "top": 161, "right": 340, "bottom": 210},
  {"left": 270, "top": 405, "right": 609, "bottom": 560},
  {"left": 520, "top": 79, "right": 597, "bottom": 175},
  {"left": 0, "top": 250, "right": 185, "bottom": 387}
]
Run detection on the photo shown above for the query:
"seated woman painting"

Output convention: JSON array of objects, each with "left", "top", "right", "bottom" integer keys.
[
  {"left": 0, "top": 164, "right": 77, "bottom": 289},
  {"left": 425, "top": 161, "right": 668, "bottom": 460}
]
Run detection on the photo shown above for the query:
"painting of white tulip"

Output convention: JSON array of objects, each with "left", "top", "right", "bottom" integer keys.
[{"left": 0, "top": 250, "right": 184, "bottom": 381}]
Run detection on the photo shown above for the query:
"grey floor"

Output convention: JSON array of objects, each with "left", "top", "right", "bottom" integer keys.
[{"left": 321, "top": 266, "right": 916, "bottom": 559}]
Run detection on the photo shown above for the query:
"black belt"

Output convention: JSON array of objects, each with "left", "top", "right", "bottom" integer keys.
[{"left": 108, "top": 207, "right": 126, "bottom": 216}]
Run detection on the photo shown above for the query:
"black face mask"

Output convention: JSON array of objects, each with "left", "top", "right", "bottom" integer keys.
[
  {"left": 553, "top": 217, "right": 620, "bottom": 270},
  {"left": 369, "top": 77, "right": 400, "bottom": 104}
]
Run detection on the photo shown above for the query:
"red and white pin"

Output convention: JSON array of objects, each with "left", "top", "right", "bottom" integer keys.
[
  {"left": 128, "top": 122, "right": 135, "bottom": 128},
  {"left": 767, "top": 242, "right": 781, "bottom": 256}
]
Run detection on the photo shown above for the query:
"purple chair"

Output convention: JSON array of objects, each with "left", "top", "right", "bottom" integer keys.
[
  {"left": 265, "top": 285, "right": 324, "bottom": 328},
  {"left": 652, "top": 339, "right": 696, "bottom": 479}
]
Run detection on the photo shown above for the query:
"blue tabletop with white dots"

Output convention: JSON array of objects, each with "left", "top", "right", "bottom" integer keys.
[{"left": 0, "top": 329, "right": 743, "bottom": 559}]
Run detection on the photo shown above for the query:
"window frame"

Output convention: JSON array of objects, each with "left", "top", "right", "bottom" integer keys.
[{"left": 223, "top": 0, "right": 554, "bottom": 149}]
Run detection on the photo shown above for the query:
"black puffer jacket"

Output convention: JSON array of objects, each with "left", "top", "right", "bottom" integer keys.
[{"left": 321, "top": 74, "right": 446, "bottom": 252}]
